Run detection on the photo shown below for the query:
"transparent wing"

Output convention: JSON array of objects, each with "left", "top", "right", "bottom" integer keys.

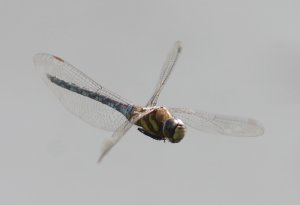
[
  {"left": 34, "top": 53, "right": 133, "bottom": 131},
  {"left": 98, "top": 108, "right": 155, "bottom": 163},
  {"left": 169, "top": 108, "right": 264, "bottom": 137},
  {"left": 97, "top": 120, "right": 133, "bottom": 163},
  {"left": 146, "top": 41, "right": 182, "bottom": 107}
]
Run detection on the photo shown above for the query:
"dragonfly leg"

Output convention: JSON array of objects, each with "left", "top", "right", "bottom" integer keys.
[{"left": 137, "top": 128, "right": 165, "bottom": 141}]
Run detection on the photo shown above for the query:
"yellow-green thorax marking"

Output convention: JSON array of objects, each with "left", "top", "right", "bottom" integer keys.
[{"left": 135, "top": 107, "right": 186, "bottom": 143}]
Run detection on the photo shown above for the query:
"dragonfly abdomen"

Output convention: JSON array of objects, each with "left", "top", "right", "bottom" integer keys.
[{"left": 47, "top": 74, "right": 134, "bottom": 119}]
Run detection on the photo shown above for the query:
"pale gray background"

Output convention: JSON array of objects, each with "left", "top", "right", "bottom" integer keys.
[{"left": 1, "top": 0, "right": 300, "bottom": 204}]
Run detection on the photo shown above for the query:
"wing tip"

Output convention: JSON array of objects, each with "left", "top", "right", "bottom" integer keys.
[
  {"left": 246, "top": 118, "right": 265, "bottom": 137},
  {"left": 97, "top": 154, "right": 105, "bottom": 164},
  {"left": 174, "top": 41, "right": 182, "bottom": 53},
  {"left": 33, "top": 53, "right": 64, "bottom": 65},
  {"left": 220, "top": 117, "right": 264, "bottom": 137},
  {"left": 33, "top": 53, "right": 45, "bottom": 65},
  {"left": 53, "top": 55, "right": 65, "bottom": 62}
]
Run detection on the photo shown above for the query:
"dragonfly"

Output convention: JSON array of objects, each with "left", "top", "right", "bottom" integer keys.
[{"left": 34, "top": 41, "right": 264, "bottom": 163}]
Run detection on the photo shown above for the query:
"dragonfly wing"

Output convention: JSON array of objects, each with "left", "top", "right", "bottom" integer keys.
[
  {"left": 169, "top": 107, "right": 264, "bottom": 137},
  {"left": 97, "top": 108, "right": 154, "bottom": 163},
  {"left": 34, "top": 53, "right": 133, "bottom": 131},
  {"left": 97, "top": 120, "right": 133, "bottom": 163},
  {"left": 146, "top": 41, "right": 182, "bottom": 107}
]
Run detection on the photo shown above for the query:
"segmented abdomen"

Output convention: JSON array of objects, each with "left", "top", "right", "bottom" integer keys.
[{"left": 47, "top": 74, "right": 134, "bottom": 119}]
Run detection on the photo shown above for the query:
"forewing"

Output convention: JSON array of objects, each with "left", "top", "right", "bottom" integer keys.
[
  {"left": 34, "top": 53, "right": 132, "bottom": 131},
  {"left": 146, "top": 41, "right": 182, "bottom": 107},
  {"left": 169, "top": 108, "right": 264, "bottom": 137}
]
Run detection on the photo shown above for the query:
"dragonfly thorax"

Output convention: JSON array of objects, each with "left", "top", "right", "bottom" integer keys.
[
  {"left": 135, "top": 107, "right": 186, "bottom": 143},
  {"left": 163, "top": 118, "right": 186, "bottom": 143}
]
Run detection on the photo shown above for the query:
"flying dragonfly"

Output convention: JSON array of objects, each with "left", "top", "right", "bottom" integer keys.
[{"left": 34, "top": 41, "right": 264, "bottom": 162}]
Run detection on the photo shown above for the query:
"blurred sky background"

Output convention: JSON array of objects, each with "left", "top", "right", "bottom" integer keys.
[{"left": 0, "top": 0, "right": 300, "bottom": 204}]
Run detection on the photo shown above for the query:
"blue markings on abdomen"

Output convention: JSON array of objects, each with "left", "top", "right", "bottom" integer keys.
[{"left": 47, "top": 74, "right": 133, "bottom": 119}]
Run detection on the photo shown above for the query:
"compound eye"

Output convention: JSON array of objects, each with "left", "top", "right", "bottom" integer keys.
[
  {"left": 163, "top": 119, "right": 177, "bottom": 137},
  {"left": 165, "top": 119, "right": 176, "bottom": 130}
]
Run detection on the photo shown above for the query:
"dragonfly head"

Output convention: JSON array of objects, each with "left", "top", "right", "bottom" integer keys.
[{"left": 163, "top": 118, "right": 186, "bottom": 143}]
